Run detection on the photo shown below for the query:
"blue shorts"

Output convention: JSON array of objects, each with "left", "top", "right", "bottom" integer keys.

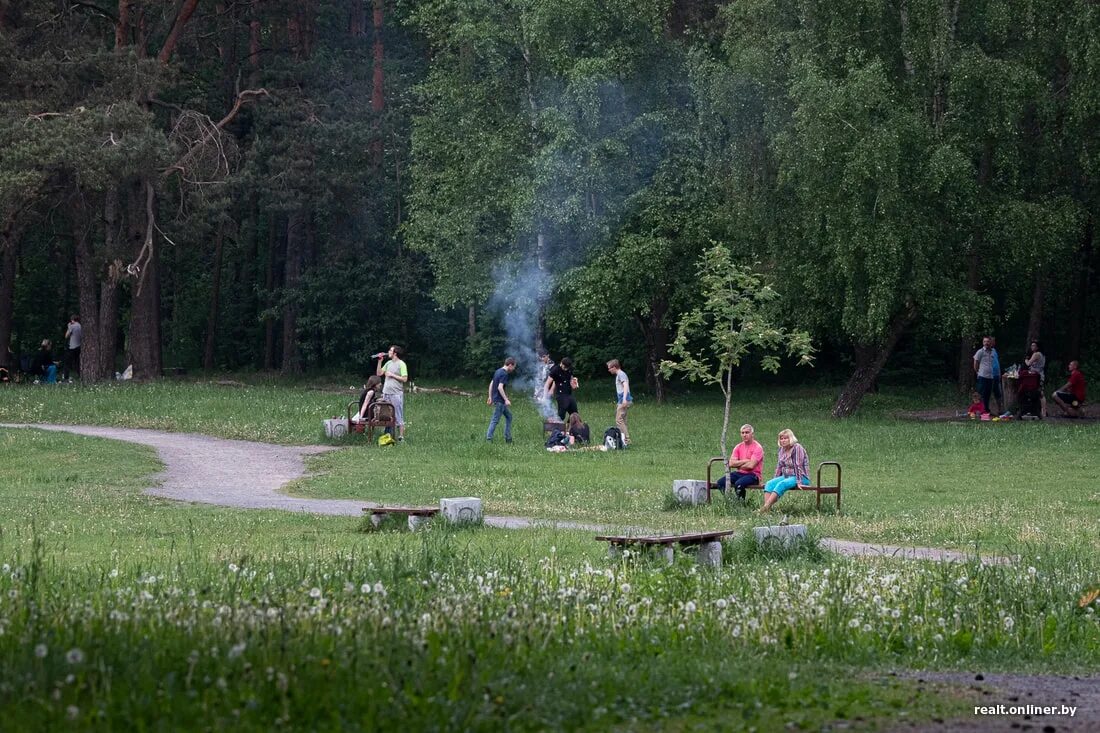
[{"left": 763, "top": 476, "right": 809, "bottom": 497}]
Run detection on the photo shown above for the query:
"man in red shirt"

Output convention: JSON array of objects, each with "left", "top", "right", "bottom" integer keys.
[
  {"left": 714, "top": 424, "right": 764, "bottom": 500},
  {"left": 1052, "top": 360, "right": 1087, "bottom": 417}
]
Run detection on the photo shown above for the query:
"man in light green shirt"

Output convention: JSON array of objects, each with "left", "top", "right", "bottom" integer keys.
[{"left": 376, "top": 345, "right": 409, "bottom": 441}]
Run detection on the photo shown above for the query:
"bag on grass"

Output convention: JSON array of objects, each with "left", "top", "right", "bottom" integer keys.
[
  {"left": 545, "top": 429, "right": 570, "bottom": 449},
  {"left": 603, "top": 426, "right": 624, "bottom": 450}
]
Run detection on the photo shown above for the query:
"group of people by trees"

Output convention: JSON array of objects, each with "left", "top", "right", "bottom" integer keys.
[
  {"left": 971, "top": 336, "right": 1087, "bottom": 419},
  {"left": 2, "top": 2, "right": 1097, "bottom": 415}
]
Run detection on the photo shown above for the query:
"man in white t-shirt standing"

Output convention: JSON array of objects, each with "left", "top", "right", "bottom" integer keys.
[
  {"left": 376, "top": 345, "right": 409, "bottom": 441},
  {"left": 63, "top": 315, "right": 83, "bottom": 382}
]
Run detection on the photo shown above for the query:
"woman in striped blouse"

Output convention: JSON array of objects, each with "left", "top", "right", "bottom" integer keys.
[{"left": 760, "top": 428, "right": 810, "bottom": 514}]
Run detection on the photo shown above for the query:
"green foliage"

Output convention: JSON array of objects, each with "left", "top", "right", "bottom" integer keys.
[{"left": 662, "top": 245, "right": 813, "bottom": 450}]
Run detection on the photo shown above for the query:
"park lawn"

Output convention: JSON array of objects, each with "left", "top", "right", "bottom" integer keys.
[
  {"left": 3, "top": 378, "right": 1096, "bottom": 552},
  {"left": 2, "top": 428, "right": 1098, "bottom": 731}
]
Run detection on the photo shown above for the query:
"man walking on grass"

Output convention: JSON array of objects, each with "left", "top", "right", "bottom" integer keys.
[
  {"left": 377, "top": 345, "right": 409, "bottom": 442},
  {"left": 486, "top": 357, "right": 516, "bottom": 443},
  {"left": 606, "top": 359, "right": 632, "bottom": 446}
]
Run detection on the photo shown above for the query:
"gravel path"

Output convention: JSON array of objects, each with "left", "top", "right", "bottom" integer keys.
[
  {"left": 889, "top": 671, "right": 1100, "bottom": 732},
  {"left": 3, "top": 423, "right": 1007, "bottom": 563}
]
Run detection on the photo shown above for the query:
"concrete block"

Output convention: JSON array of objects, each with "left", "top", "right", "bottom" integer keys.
[
  {"left": 407, "top": 514, "right": 431, "bottom": 531},
  {"left": 696, "top": 540, "right": 723, "bottom": 567},
  {"left": 323, "top": 418, "right": 348, "bottom": 438},
  {"left": 608, "top": 544, "right": 623, "bottom": 561},
  {"left": 440, "top": 497, "right": 482, "bottom": 524},
  {"left": 657, "top": 545, "right": 675, "bottom": 564},
  {"left": 753, "top": 524, "right": 808, "bottom": 548},
  {"left": 369, "top": 513, "right": 387, "bottom": 529},
  {"left": 672, "top": 479, "right": 708, "bottom": 506}
]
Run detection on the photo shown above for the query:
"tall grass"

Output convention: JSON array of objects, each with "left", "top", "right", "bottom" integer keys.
[{"left": 0, "top": 425, "right": 1097, "bottom": 729}]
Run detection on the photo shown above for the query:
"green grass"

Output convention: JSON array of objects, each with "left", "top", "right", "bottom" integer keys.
[
  {"left": 0, "top": 420, "right": 1098, "bottom": 730},
  {"left": 3, "top": 378, "right": 1097, "bottom": 552}
]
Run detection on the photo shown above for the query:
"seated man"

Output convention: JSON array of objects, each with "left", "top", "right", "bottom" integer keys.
[
  {"left": 1052, "top": 360, "right": 1087, "bottom": 417},
  {"left": 714, "top": 424, "right": 764, "bottom": 500}
]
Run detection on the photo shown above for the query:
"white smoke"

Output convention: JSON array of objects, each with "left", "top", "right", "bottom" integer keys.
[{"left": 486, "top": 260, "right": 556, "bottom": 419}]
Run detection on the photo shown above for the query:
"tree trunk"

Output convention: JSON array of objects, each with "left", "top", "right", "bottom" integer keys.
[
  {"left": 263, "top": 214, "right": 278, "bottom": 370},
  {"left": 156, "top": 0, "right": 200, "bottom": 64},
  {"left": 957, "top": 140, "right": 993, "bottom": 392},
  {"left": 203, "top": 223, "right": 226, "bottom": 371},
  {"left": 115, "top": 0, "right": 131, "bottom": 49},
  {"left": 99, "top": 187, "right": 123, "bottom": 378},
  {"left": 281, "top": 208, "right": 305, "bottom": 375},
  {"left": 1025, "top": 268, "right": 1045, "bottom": 352},
  {"left": 1066, "top": 213, "right": 1093, "bottom": 360},
  {"left": 72, "top": 202, "right": 104, "bottom": 382},
  {"left": 467, "top": 303, "right": 476, "bottom": 340},
  {"left": 956, "top": 250, "right": 980, "bottom": 392},
  {"left": 127, "top": 181, "right": 161, "bottom": 379},
  {"left": 370, "top": 0, "right": 385, "bottom": 167},
  {"left": 0, "top": 223, "right": 19, "bottom": 370},
  {"left": 99, "top": 270, "right": 121, "bottom": 379},
  {"left": 249, "top": 0, "right": 262, "bottom": 80},
  {"left": 637, "top": 296, "right": 669, "bottom": 404},
  {"left": 833, "top": 306, "right": 917, "bottom": 418}
]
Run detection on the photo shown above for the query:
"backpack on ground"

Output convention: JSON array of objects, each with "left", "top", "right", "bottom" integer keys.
[
  {"left": 545, "top": 429, "right": 570, "bottom": 449},
  {"left": 603, "top": 426, "right": 624, "bottom": 450}
]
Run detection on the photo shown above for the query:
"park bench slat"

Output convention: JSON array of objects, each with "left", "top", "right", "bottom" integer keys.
[
  {"left": 364, "top": 506, "right": 439, "bottom": 516},
  {"left": 595, "top": 529, "right": 735, "bottom": 545}
]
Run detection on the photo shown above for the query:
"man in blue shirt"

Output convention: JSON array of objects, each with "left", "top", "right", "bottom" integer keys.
[{"left": 486, "top": 357, "right": 517, "bottom": 443}]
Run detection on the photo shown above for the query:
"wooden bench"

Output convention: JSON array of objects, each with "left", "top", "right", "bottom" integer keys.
[
  {"left": 364, "top": 506, "right": 439, "bottom": 530},
  {"left": 594, "top": 529, "right": 736, "bottom": 565},
  {"left": 706, "top": 457, "right": 842, "bottom": 510}
]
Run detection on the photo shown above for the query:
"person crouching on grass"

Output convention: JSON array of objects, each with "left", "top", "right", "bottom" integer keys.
[
  {"left": 606, "top": 359, "right": 632, "bottom": 446},
  {"left": 486, "top": 357, "right": 516, "bottom": 443},
  {"left": 760, "top": 429, "right": 810, "bottom": 514}
]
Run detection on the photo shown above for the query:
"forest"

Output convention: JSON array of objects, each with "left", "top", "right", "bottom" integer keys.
[{"left": 1, "top": 0, "right": 1097, "bottom": 416}]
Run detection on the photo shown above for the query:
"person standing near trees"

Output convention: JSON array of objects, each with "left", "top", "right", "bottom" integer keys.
[
  {"left": 63, "top": 315, "right": 82, "bottom": 382},
  {"left": 1026, "top": 340, "right": 1047, "bottom": 417},
  {"left": 545, "top": 356, "right": 580, "bottom": 421},
  {"left": 485, "top": 357, "right": 516, "bottom": 443},
  {"left": 377, "top": 345, "right": 409, "bottom": 442},
  {"left": 606, "top": 359, "right": 632, "bottom": 446},
  {"left": 973, "top": 336, "right": 997, "bottom": 416}
]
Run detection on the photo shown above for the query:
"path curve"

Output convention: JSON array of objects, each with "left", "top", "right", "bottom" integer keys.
[{"left": 2, "top": 423, "right": 1008, "bottom": 564}]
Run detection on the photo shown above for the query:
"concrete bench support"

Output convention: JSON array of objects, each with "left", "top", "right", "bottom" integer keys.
[
  {"left": 672, "top": 480, "right": 708, "bottom": 506},
  {"left": 753, "top": 524, "right": 808, "bottom": 548},
  {"left": 440, "top": 497, "right": 482, "bottom": 524},
  {"left": 696, "top": 540, "right": 723, "bottom": 567},
  {"left": 407, "top": 514, "right": 431, "bottom": 531}
]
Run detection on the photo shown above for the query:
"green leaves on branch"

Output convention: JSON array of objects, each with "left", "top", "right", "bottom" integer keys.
[{"left": 661, "top": 245, "right": 813, "bottom": 389}]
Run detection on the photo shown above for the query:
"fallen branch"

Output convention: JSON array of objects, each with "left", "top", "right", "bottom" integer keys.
[{"left": 410, "top": 384, "right": 475, "bottom": 397}]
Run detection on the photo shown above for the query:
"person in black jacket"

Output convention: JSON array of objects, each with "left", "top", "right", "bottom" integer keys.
[{"left": 544, "top": 356, "right": 580, "bottom": 420}]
